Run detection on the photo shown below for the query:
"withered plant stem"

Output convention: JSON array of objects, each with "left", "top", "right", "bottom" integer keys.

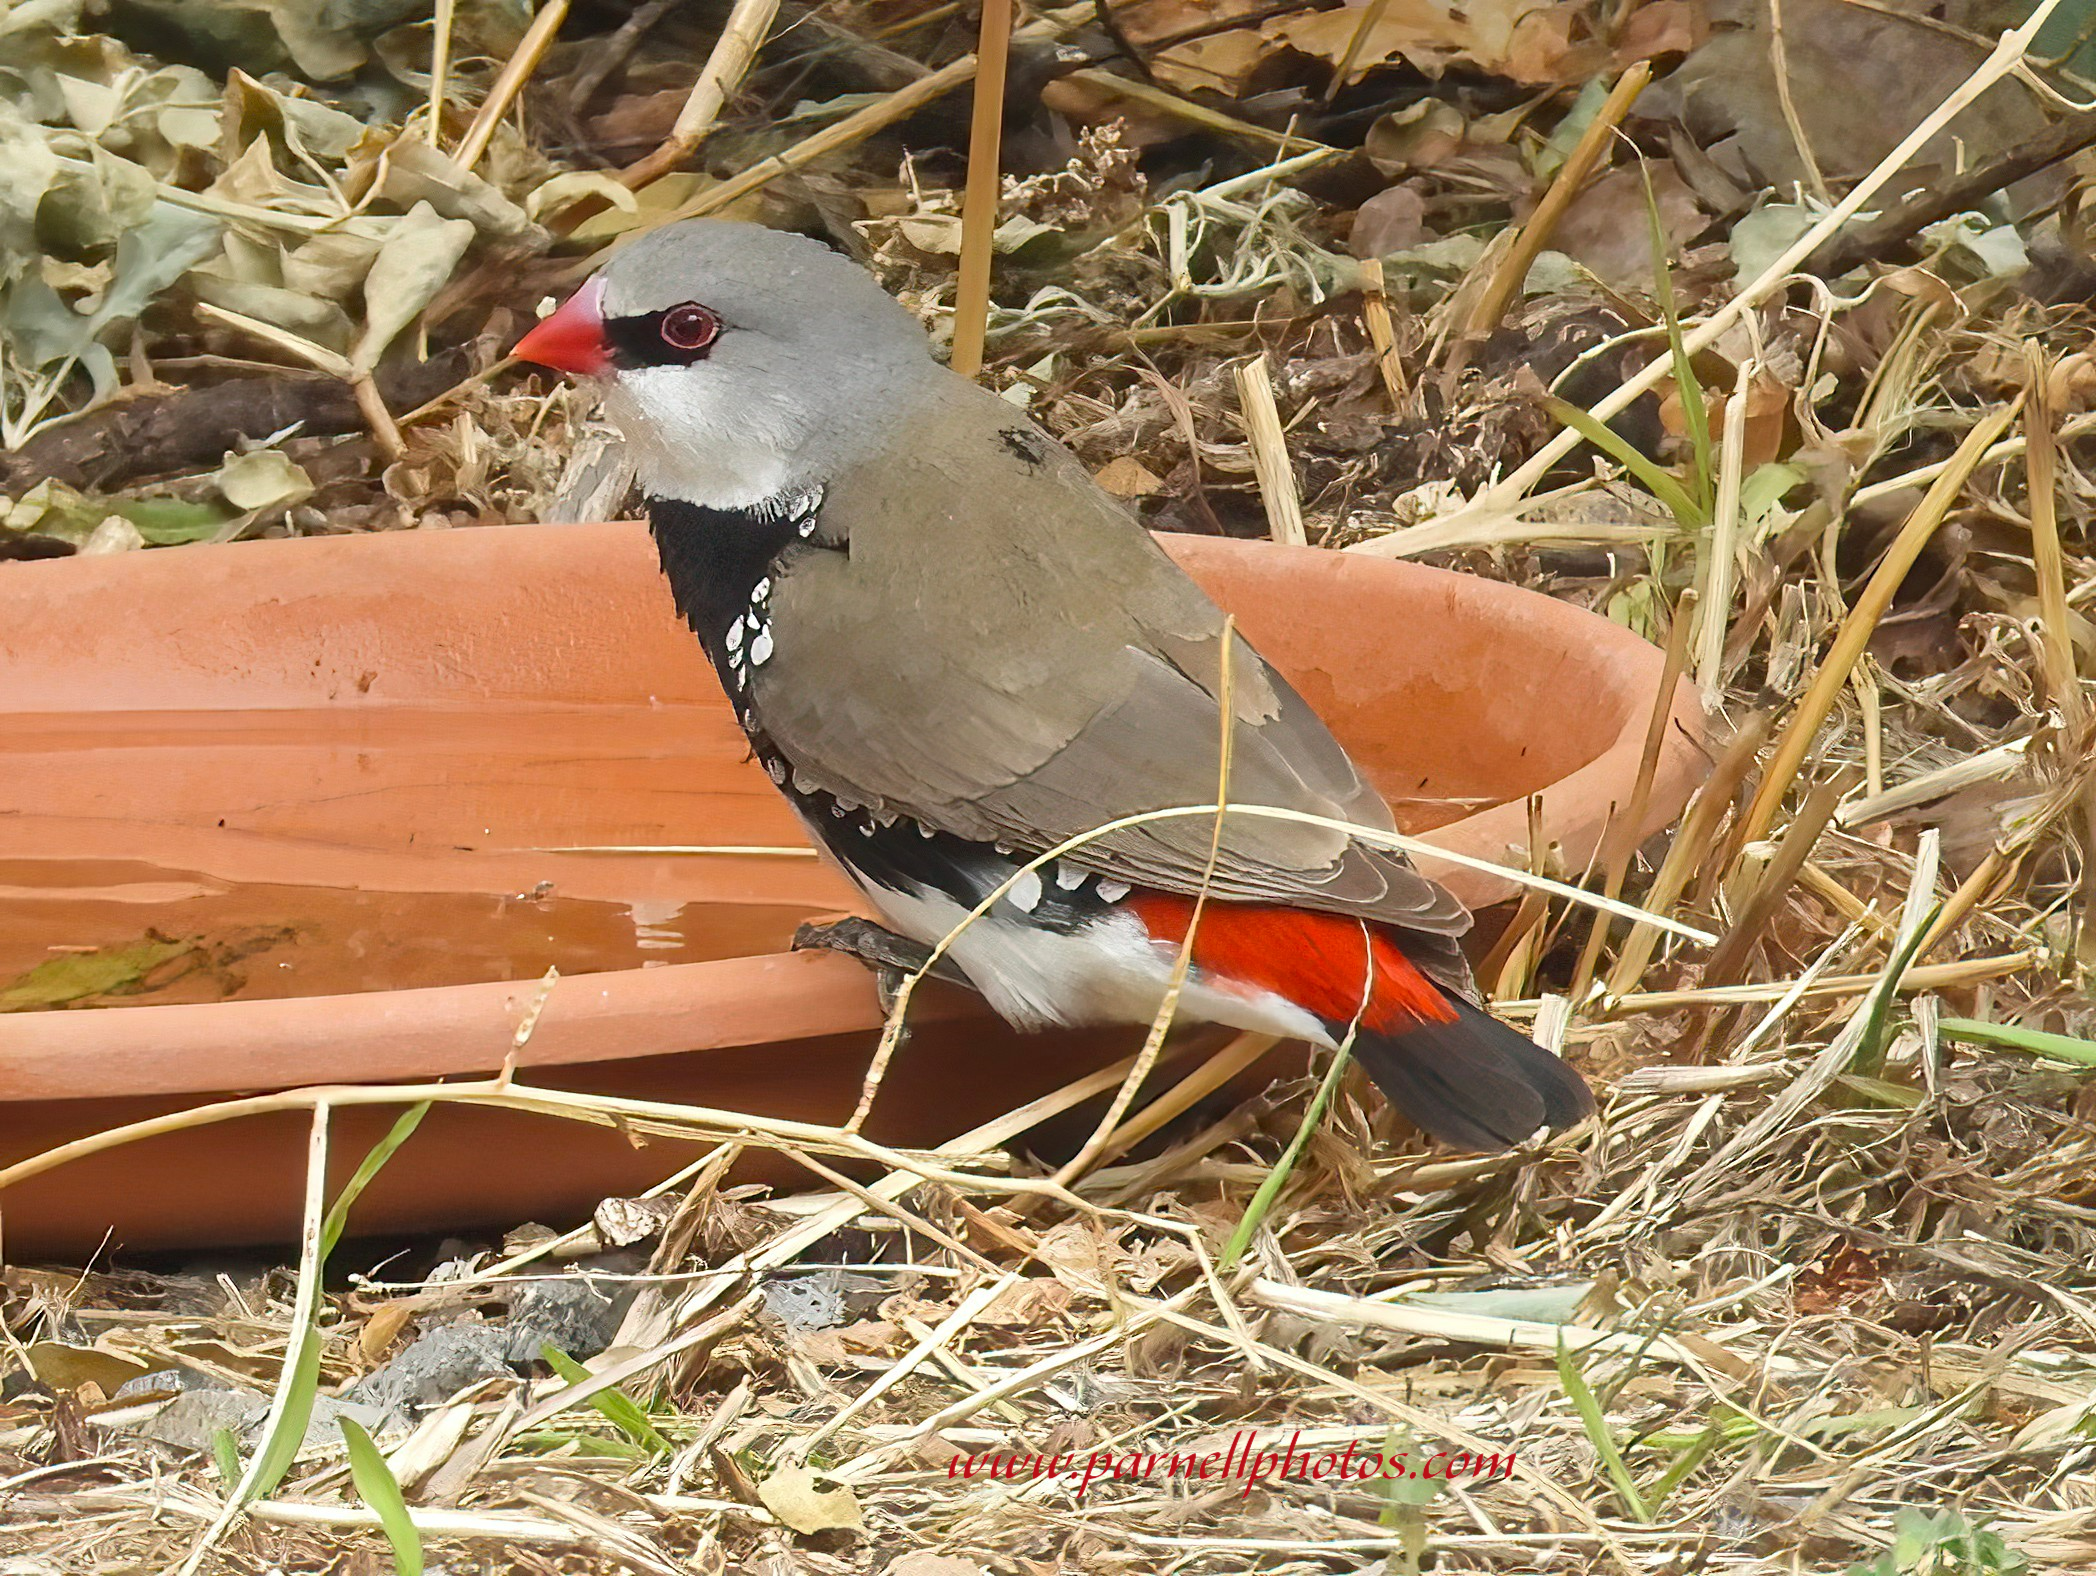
[
  {"left": 1690, "top": 772, "right": 1855, "bottom": 1059},
  {"left": 1234, "top": 355, "right": 1307, "bottom": 545},
  {"left": 1571, "top": 590, "right": 1697, "bottom": 1002},
  {"left": 1464, "top": 62, "right": 1650, "bottom": 343},
  {"left": 619, "top": 0, "right": 782, "bottom": 190},
  {"left": 1605, "top": 710, "right": 1774, "bottom": 999},
  {"left": 455, "top": 0, "right": 571, "bottom": 171},
  {"left": 1738, "top": 400, "right": 2020, "bottom": 848},
  {"left": 950, "top": 0, "right": 1014, "bottom": 379}
]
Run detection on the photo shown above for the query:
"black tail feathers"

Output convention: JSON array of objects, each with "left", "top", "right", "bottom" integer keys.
[{"left": 1347, "top": 995, "right": 1593, "bottom": 1151}]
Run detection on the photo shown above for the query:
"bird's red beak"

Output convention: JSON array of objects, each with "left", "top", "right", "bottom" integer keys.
[{"left": 514, "top": 278, "right": 610, "bottom": 375}]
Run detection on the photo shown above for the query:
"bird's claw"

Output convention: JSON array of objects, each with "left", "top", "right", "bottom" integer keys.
[{"left": 793, "top": 917, "right": 954, "bottom": 1014}]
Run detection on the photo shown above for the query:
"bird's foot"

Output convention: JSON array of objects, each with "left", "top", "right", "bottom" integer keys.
[{"left": 793, "top": 916, "right": 940, "bottom": 1016}]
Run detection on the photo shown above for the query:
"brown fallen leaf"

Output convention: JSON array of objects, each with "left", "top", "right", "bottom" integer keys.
[
  {"left": 758, "top": 1464, "right": 866, "bottom": 1535},
  {"left": 1094, "top": 456, "right": 1165, "bottom": 497},
  {"left": 886, "top": 1556, "right": 986, "bottom": 1576},
  {"left": 1272, "top": 0, "right": 1596, "bottom": 85}
]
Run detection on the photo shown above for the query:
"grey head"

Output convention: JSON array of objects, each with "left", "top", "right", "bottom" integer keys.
[{"left": 578, "top": 221, "right": 942, "bottom": 508}]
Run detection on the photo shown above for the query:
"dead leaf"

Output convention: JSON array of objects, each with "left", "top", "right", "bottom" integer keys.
[
  {"left": 0, "top": 935, "right": 194, "bottom": 1010},
  {"left": 1094, "top": 456, "right": 1164, "bottom": 497},
  {"left": 758, "top": 1465, "right": 866, "bottom": 1535},
  {"left": 1647, "top": 0, "right": 2045, "bottom": 188},
  {"left": 24, "top": 1342, "right": 154, "bottom": 1394},
  {"left": 593, "top": 1193, "right": 678, "bottom": 1247},
  {"left": 1350, "top": 185, "right": 1432, "bottom": 258},
  {"left": 359, "top": 1302, "right": 416, "bottom": 1364},
  {"left": 886, "top": 1556, "right": 986, "bottom": 1576},
  {"left": 1272, "top": 0, "right": 1592, "bottom": 85},
  {"left": 1618, "top": 0, "right": 1709, "bottom": 62},
  {"left": 1552, "top": 163, "right": 1704, "bottom": 289},
  {"left": 351, "top": 200, "right": 475, "bottom": 375},
  {"left": 1364, "top": 100, "right": 1467, "bottom": 178},
  {"left": 216, "top": 447, "right": 314, "bottom": 511}
]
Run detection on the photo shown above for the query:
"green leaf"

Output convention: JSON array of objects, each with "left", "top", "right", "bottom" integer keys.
[
  {"left": 1644, "top": 164, "right": 1713, "bottom": 516},
  {"left": 1939, "top": 1016, "right": 2096, "bottom": 1069},
  {"left": 539, "top": 1345, "right": 671, "bottom": 1454},
  {"left": 320, "top": 1103, "right": 431, "bottom": 1258},
  {"left": 1543, "top": 395, "right": 1705, "bottom": 532},
  {"left": 1740, "top": 462, "right": 1805, "bottom": 536},
  {"left": 244, "top": 1103, "right": 432, "bottom": 1506},
  {"left": 1556, "top": 1337, "right": 1651, "bottom": 1522},
  {"left": 118, "top": 497, "right": 234, "bottom": 545},
  {"left": 211, "top": 1427, "right": 242, "bottom": 1491},
  {"left": 245, "top": 1326, "right": 322, "bottom": 1499},
  {"left": 1642, "top": 1421, "right": 1721, "bottom": 1518},
  {"left": 0, "top": 935, "right": 194, "bottom": 1010},
  {"left": 216, "top": 448, "right": 314, "bottom": 513},
  {"left": 1221, "top": 1037, "right": 1358, "bottom": 1272},
  {"left": 351, "top": 202, "right": 475, "bottom": 375},
  {"left": 341, "top": 1417, "right": 423, "bottom": 1576},
  {"left": 1849, "top": 902, "right": 1941, "bottom": 1077}
]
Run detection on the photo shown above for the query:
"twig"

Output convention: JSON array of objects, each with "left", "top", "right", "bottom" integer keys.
[
  {"left": 1570, "top": 589, "right": 1696, "bottom": 1002},
  {"left": 619, "top": 0, "right": 783, "bottom": 190},
  {"left": 1463, "top": 62, "right": 1651, "bottom": 343},
  {"left": 1322, "top": 0, "right": 1395, "bottom": 103},
  {"left": 567, "top": 0, "right": 677, "bottom": 115},
  {"left": 1806, "top": 107, "right": 2096, "bottom": 277},
  {"left": 950, "top": 0, "right": 1015, "bottom": 380},
  {"left": 2026, "top": 343, "right": 2081, "bottom": 726},
  {"left": 455, "top": 0, "right": 573, "bottom": 172},
  {"left": 1064, "top": 68, "right": 1329, "bottom": 151},
  {"left": 1737, "top": 400, "right": 2021, "bottom": 848},
  {"left": 632, "top": 55, "right": 980, "bottom": 237},
  {"left": 1356, "top": 256, "right": 1408, "bottom": 409},
  {"left": 1093, "top": 0, "right": 1156, "bottom": 84},
  {"left": 1688, "top": 773, "right": 1856, "bottom": 1058},
  {"left": 1604, "top": 711, "right": 1774, "bottom": 998},
  {"left": 1084, "top": 1030, "right": 1280, "bottom": 1170},
  {"left": 426, "top": 0, "right": 457, "bottom": 145},
  {"left": 1768, "top": 0, "right": 1832, "bottom": 202},
  {"left": 1234, "top": 355, "right": 1308, "bottom": 545},
  {"left": 1695, "top": 361, "right": 1757, "bottom": 689}
]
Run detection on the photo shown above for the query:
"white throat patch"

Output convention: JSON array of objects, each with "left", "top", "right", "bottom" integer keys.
[{"left": 605, "top": 363, "right": 797, "bottom": 509}]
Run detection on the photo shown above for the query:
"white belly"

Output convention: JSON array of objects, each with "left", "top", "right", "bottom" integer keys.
[{"left": 863, "top": 882, "right": 1331, "bottom": 1044}]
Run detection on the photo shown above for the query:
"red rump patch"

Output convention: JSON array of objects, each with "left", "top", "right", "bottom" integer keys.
[{"left": 1123, "top": 894, "right": 1458, "bottom": 1034}]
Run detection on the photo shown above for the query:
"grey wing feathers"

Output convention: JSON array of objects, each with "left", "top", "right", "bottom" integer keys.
[{"left": 749, "top": 378, "right": 1474, "bottom": 968}]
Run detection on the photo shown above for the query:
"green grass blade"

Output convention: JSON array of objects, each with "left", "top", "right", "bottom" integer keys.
[
  {"left": 245, "top": 1104, "right": 434, "bottom": 1506},
  {"left": 1542, "top": 396, "right": 1706, "bottom": 532},
  {"left": 1939, "top": 1016, "right": 2096, "bottom": 1067},
  {"left": 1220, "top": 1038, "right": 1357, "bottom": 1272},
  {"left": 1642, "top": 1421, "right": 1720, "bottom": 1519},
  {"left": 1643, "top": 164, "right": 1713, "bottom": 515},
  {"left": 341, "top": 1416, "right": 424, "bottom": 1576},
  {"left": 211, "top": 1427, "right": 242, "bottom": 1491},
  {"left": 540, "top": 1345, "right": 671, "bottom": 1453},
  {"left": 245, "top": 1327, "right": 323, "bottom": 1499},
  {"left": 1555, "top": 1337, "right": 1652, "bottom": 1522},
  {"left": 321, "top": 1102, "right": 432, "bottom": 1258},
  {"left": 1849, "top": 902, "right": 1941, "bottom": 1077}
]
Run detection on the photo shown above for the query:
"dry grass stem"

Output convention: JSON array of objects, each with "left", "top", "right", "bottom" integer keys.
[
  {"left": 1464, "top": 61, "right": 1652, "bottom": 342},
  {"left": 1233, "top": 354, "right": 1308, "bottom": 545},
  {"left": 454, "top": 0, "right": 573, "bottom": 172},
  {"left": 948, "top": 0, "right": 1013, "bottom": 379},
  {"left": 620, "top": 0, "right": 782, "bottom": 190}
]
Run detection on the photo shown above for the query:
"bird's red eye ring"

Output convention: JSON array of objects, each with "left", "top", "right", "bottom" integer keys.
[{"left": 660, "top": 302, "right": 721, "bottom": 352}]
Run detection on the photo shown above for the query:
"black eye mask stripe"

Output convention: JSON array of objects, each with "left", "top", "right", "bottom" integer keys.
[{"left": 603, "top": 307, "right": 719, "bottom": 369}]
